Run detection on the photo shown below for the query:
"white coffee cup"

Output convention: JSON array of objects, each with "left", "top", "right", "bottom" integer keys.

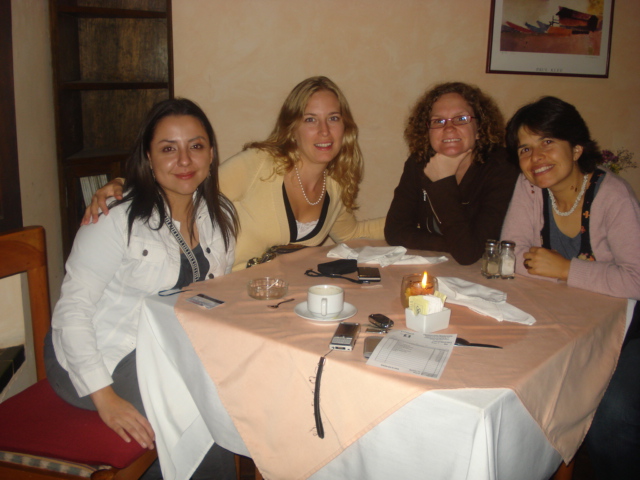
[{"left": 307, "top": 285, "right": 344, "bottom": 319}]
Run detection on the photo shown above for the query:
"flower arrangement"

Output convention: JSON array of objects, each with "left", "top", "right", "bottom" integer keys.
[{"left": 599, "top": 148, "right": 637, "bottom": 175}]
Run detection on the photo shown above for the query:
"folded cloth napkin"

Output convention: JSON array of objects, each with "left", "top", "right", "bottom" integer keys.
[
  {"left": 437, "top": 277, "right": 536, "bottom": 325},
  {"left": 327, "top": 244, "right": 448, "bottom": 267}
]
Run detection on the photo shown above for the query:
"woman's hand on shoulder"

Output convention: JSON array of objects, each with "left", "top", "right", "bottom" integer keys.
[
  {"left": 81, "top": 178, "right": 125, "bottom": 225},
  {"left": 90, "top": 386, "right": 155, "bottom": 449},
  {"left": 424, "top": 149, "right": 473, "bottom": 182},
  {"left": 523, "top": 246, "right": 570, "bottom": 281}
]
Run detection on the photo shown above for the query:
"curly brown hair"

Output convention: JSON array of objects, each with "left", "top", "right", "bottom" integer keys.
[
  {"left": 404, "top": 82, "right": 505, "bottom": 165},
  {"left": 244, "top": 76, "right": 362, "bottom": 212}
]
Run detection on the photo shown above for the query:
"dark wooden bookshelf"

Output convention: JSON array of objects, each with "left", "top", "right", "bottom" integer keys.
[
  {"left": 0, "top": 0, "right": 22, "bottom": 233},
  {"left": 49, "top": 0, "right": 173, "bottom": 258}
]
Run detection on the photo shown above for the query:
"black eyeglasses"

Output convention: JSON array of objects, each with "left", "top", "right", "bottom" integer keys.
[{"left": 428, "top": 115, "right": 476, "bottom": 129}]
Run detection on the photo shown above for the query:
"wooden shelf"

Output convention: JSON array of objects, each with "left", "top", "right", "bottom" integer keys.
[
  {"left": 59, "top": 81, "right": 170, "bottom": 90},
  {"left": 58, "top": 6, "right": 167, "bottom": 19},
  {"left": 65, "top": 148, "right": 129, "bottom": 162},
  {"left": 50, "top": 0, "right": 173, "bottom": 258}
]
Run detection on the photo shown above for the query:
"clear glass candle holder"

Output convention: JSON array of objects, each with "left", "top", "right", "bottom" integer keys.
[{"left": 400, "top": 273, "right": 438, "bottom": 308}]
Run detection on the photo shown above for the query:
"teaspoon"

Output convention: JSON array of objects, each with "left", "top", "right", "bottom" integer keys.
[{"left": 267, "top": 298, "right": 295, "bottom": 309}]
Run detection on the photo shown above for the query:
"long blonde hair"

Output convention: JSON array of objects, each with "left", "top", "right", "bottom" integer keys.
[{"left": 244, "top": 76, "right": 362, "bottom": 211}]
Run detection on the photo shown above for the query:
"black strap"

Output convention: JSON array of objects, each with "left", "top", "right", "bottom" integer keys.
[
  {"left": 304, "top": 269, "right": 364, "bottom": 284},
  {"left": 314, "top": 356, "right": 326, "bottom": 439},
  {"left": 541, "top": 189, "right": 551, "bottom": 249},
  {"left": 164, "top": 216, "right": 200, "bottom": 283},
  {"left": 576, "top": 170, "right": 605, "bottom": 260}
]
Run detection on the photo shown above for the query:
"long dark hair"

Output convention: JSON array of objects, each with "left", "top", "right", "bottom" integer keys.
[
  {"left": 116, "top": 98, "right": 238, "bottom": 250},
  {"left": 505, "top": 96, "right": 600, "bottom": 173}
]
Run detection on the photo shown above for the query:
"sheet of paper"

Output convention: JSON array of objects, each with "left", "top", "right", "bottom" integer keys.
[{"left": 365, "top": 330, "right": 456, "bottom": 380}]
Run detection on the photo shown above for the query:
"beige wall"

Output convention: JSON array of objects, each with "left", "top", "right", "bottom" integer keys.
[
  {"left": 11, "top": 0, "right": 62, "bottom": 296},
  {"left": 1, "top": 0, "right": 60, "bottom": 397},
  {"left": 173, "top": 0, "right": 640, "bottom": 222}
]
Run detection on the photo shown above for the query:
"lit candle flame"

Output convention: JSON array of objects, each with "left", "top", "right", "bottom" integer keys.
[{"left": 421, "top": 272, "right": 428, "bottom": 288}]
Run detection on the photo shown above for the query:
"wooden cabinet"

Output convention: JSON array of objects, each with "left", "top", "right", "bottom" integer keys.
[
  {"left": 49, "top": 0, "right": 173, "bottom": 257},
  {"left": 0, "top": 0, "right": 22, "bottom": 233}
]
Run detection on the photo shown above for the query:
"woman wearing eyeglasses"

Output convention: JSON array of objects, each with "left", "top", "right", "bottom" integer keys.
[{"left": 384, "top": 82, "right": 519, "bottom": 265}]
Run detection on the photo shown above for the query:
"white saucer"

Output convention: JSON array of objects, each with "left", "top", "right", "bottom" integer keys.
[{"left": 294, "top": 302, "right": 357, "bottom": 323}]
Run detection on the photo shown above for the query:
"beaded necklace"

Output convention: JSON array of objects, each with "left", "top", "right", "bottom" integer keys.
[
  {"left": 295, "top": 164, "right": 326, "bottom": 206},
  {"left": 547, "top": 173, "right": 589, "bottom": 217}
]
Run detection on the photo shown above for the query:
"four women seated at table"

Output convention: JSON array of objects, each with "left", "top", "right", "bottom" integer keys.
[
  {"left": 78, "top": 79, "right": 639, "bottom": 479},
  {"left": 85, "top": 76, "right": 384, "bottom": 270},
  {"left": 47, "top": 98, "right": 238, "bottom": 479},
  {"left": 500, "top": 96, "right": 640, "bottom": 480}
]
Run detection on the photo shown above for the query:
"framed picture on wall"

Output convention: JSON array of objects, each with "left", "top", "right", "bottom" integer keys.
[{"left": 486, "top": 0, "right": 614, "bottom": 78}]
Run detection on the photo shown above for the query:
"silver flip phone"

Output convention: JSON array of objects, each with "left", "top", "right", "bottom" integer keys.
[{"left": 329, "top": 322, "right": 361, "bottom": 351}]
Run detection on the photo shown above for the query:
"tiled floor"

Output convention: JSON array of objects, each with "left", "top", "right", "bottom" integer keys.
[{"left": 238, "top": 447, "right": 598, "bottom": 480}]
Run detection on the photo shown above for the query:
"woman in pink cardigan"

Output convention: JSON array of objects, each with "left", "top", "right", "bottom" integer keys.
[{"left": 501, "top": 96, "right": 640, "bottom": 480}]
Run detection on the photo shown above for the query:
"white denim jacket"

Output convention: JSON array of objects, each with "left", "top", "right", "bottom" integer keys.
[{"left": 52, "top": 199, "right": 235, "bottom": 397}]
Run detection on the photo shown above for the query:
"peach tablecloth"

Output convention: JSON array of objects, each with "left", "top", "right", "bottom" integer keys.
[{"left": 174, "top": 240, "right": 627, "bottom": 479}]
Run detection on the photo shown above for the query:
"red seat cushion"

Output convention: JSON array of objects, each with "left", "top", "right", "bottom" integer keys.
[{"left": 0, "top": 380, "right": 147, "bottom": 468}]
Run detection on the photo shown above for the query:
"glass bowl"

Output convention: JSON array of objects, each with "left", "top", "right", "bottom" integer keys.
[{"left": 247, "top": 277, "right": 288, "bottom": 300}]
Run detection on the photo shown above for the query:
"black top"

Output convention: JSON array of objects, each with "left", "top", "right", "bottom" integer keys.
[
  {"left": 282, "top": 183, "right": 331, "bottom": 242},
  {"left": 173, "top": 244, "right": 210, "bottom": 289},
  {"left": 544, "top": 169, "right": 606, "bottom": 261},
  {"left": 384, "top": 147, "right": 519, "bottom": 265}
]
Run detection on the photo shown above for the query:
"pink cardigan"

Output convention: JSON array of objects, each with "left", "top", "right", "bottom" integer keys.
[{"left": 501, "top": 171, "right": 640, "bottom": 299}]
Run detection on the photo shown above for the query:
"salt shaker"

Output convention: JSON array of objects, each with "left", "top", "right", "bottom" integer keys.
[
  {"left": 499, "top": 240, "right": 516, "bottom": 279},
  {"left": 481, "top": 240, "right": 500, "bottom": 279}
]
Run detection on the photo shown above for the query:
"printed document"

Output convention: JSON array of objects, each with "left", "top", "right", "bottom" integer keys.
[{"left": 366, "top": 330, "right": 455, "bottom": 380}]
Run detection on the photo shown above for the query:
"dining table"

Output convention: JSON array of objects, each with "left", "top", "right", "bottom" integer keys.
[{"left": 135, "top": 240, "right": 631, "bottom": 480}]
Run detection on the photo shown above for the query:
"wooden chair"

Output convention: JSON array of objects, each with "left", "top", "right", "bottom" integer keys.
[
  {"left": 0, "top": 226, "right": 157, "bottom": 479},
  {"left": 234, "top": 454, "right": 263, "bottom": 480},
  {"left": 552, "top": 458, "right": 575, "bottom": 480}
]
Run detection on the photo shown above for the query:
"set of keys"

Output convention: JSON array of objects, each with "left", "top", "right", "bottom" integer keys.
[{"left": 365, "top": 313, "right": 394, "bottom": 334}]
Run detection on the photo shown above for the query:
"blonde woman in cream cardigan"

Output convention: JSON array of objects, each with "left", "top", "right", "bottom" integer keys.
[{"left": 85, "top": 77, "right": 384, "bottom": 270}]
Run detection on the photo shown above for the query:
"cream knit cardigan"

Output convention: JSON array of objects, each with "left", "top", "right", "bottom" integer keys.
[{"left": 220, "top": 148, "right": 384, "bottom": 271}]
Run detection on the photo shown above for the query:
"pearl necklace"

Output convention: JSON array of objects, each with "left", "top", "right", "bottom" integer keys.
[
  {"left": 548, "top": 173, "right": 589, "bottom": 217},
  {"left": 295, "top": 164, "right": 326, "bottom": 206}
]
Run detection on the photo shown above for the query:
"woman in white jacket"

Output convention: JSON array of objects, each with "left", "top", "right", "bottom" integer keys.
[{"left": 44, "top": 98, "right": 238, "bottom": 479}]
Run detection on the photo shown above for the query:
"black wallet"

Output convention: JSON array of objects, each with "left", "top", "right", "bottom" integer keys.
[{"left": 317, "top": 259, "right": 357, "bottom": 275}]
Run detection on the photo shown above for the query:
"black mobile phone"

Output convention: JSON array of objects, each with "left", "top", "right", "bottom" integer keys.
[
  {"left": 357, "top": 266, "right": 381, "bottom": 282},
  {"left": 329, "top": 322, "right": 361, "bottom": 351}
]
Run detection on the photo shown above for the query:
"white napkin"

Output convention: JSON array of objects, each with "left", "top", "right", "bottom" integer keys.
[
  {"left": 327, "top": 243, "right": 448, "bottom": 267},
  {"left": 437, "top": 277, "right": 536, "bottom": 325}
]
